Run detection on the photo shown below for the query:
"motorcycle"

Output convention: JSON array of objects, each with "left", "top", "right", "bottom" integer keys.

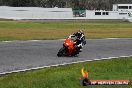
[{"left": 57, "top": 36, "right": 79, "bottom": 57}]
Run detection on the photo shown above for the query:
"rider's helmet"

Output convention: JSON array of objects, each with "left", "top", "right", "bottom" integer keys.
[
  {"left": 79, "top": 29, "right": 84, "bottom": 34},
  {"left": 76, "top": 29, "right": 84, "bottom": 38}
]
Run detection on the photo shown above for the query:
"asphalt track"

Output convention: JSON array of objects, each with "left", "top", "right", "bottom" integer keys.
[{"left": 0, "top": 38, "right": 132, "bottom": 74}]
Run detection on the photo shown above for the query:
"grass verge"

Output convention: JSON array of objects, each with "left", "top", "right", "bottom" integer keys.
[
  {"left": 0, "top": 21, "right": 132, "bottom": 41},
  {"left": 0, "top": 57, "right": 132, "bottom": 88}
]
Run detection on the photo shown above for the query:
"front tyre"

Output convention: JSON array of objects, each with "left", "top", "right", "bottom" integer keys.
[{"left": 57, "top": 47, "right": 66, "bottom": 57}]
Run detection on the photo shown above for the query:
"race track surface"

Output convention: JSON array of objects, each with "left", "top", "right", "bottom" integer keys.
[{"left": 0, "top": 39, "right": 132, "bottom": 74}]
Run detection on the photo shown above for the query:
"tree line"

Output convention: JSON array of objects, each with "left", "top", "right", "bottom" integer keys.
[{"left": 0, "top": 0, "right": 132, "bottom": 10}]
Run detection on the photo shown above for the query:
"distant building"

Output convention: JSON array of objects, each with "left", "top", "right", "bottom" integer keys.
[
  {"left": 86, "top": 4, "right": 132, "bottom": 20},
  {"left": 0, "top": 6, "right": 73, "bottom": 20},
  {"left": 113, "top": 4, "right": 132, "bottom": 11},
  {"left": 0, "top": 4, "right": 132, "bottom": 21}
]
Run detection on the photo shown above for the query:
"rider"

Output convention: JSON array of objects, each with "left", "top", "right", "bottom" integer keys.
[{"left": 69, "top": 29, "right": 86, "bottom": 53}]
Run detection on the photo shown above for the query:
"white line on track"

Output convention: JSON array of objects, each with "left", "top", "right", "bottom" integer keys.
[
  {"left": 0, "top": 55, "right": 132, "bottom": 75},
  {"left": 1, "top": 38, "right": 128, "bottom": 43},
  {"left": 105, "top": 38, "right": 120, "bottom": 39},
  {"left": 2, "top": 41, "right": 12, "bottom": 43},
  {"left": 28, "top": 40, "right": 42, "bottom": 42},
  {"left": 1, "top": 38, "right": 132, "bottom": 43}
]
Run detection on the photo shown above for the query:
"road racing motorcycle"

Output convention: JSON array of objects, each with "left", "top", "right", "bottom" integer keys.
[{"left": 57, "top": 35, "right": 79, "bottom": 57}]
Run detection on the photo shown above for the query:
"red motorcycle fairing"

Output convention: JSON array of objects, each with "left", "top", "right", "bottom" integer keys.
[
  {"left": 57, "top": 37, "right": 78, "bottom": 57},
  {"left": 63, "top": 38, "right": 76, "bottom": 56}
]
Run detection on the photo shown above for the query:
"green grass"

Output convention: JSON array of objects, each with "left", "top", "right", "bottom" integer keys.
[
  {"left": 0, "top": 21, "right": 132, "bottom": 41},
  {"left": 0, "top": 57, "right": 132, "bottom": 88}
]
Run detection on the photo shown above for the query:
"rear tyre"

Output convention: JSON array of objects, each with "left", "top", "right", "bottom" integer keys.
[{"left": 72, "top": 47, "right": 79, "bottom": 57}]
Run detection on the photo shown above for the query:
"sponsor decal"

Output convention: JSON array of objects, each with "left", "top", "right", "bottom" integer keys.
[{"left": 80, "top": 67, "right": 130, "bottom": 86}]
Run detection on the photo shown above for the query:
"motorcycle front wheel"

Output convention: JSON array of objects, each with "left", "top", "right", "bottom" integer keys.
[{"left": 57, "top": 46, "right": 66, "bottom": 57}]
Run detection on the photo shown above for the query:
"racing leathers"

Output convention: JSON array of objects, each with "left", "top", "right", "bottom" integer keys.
[
  {"left": 69, "top": 31, "right": 86, "bottom": 54},
  {"left": 73, "top": 32, "right": 86, "bottom": 52}
]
